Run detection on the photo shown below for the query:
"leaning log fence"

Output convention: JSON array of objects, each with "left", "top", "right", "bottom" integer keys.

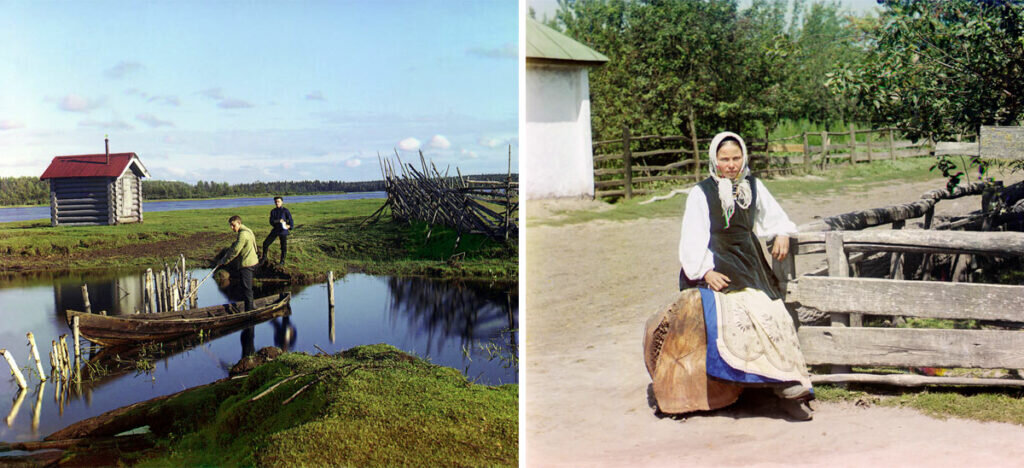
[
  {"left": 374, "top": 150, "right": 518, "bottom": 242},
  {"left": 770, "top": 180, "right": 1024, "bottom": 387},
  {"left": 594, "top": 125, "right": 938, "bottom": 199}
]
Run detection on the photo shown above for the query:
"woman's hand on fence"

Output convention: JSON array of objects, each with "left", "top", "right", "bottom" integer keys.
[
  {"left": 703, "top": 271, "right": 731, "bottom": 291},
  {"left": 771, "top": 235, "right": 790, "bottom": 261}
]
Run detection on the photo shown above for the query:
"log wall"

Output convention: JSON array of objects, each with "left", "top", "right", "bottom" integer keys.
[{"left": 50, "top": 173, "right": 145, "bottom": 226}]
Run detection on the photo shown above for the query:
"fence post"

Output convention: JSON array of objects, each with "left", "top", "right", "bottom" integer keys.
[
  {"left": 825, "top": 232, "right": 853, "bottom": 375},
  {"left": 802, "top": 132, "right": 810, "bottom": 170},
  {"left": 820, "top": 130, "right": 829, "bottom": 169},
  {"left": 888, "top": 128, "right": 896, "bottom": 161},
  {"left": 689, "top": 109, "right": 700, "bottom": 183},
  {"left": 848, "top": 124, "right": 857, "bottom": 164},
  {"left": 866, "top": 128, "right": 873, "bottom": 162},
  {"left": 623, "top": 125, "right": 633, "bottom": 200}
]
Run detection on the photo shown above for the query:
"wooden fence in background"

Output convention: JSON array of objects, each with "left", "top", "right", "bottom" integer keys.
[
  {"left": 375, "top": 150, "right": 518, "bottom": 242},
  {"left": 770, "top": 181, "right": 1024, "bottom": 387},
  {"left": 594, "top": 125, "right": 940, "bottom": 199}
]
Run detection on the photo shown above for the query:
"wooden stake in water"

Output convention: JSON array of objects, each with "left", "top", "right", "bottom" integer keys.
[
  {"left": 26, "top": 333, "right": 45, "bottom": 381},
  {"left": 1, "top": 349, "right": 28, "bottom": 390},
  {"left": 72, "top": 317, "right": 81, "bottom": 358},
  {"left": 327, "top": 271, "right": 335, "bottom": 307},
  {"left": 81, "top": 284, "right": 91, "bottom": 314},
  {"left": 146, "top": 268, "right": 156, "bottom": 314}
]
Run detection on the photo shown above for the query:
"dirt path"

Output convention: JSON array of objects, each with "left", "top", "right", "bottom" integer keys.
[{"left": 524, "top": 174, "right": 1024, "bottom": 467}]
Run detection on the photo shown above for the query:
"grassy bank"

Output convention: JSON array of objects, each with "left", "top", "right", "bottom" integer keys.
[
  {"left": 56, "top": 344, "right": 518, "bottom": 467},
  {"left": 0, "top": 198, "right": 516, "bottom": 283}
]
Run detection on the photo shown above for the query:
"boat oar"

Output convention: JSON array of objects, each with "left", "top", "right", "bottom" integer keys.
[{"left": 174, "top": 266, "right": 218, "bottom": 310}]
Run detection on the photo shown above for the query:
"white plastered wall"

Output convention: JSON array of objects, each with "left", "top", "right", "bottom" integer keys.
[{"left": 524, "top": 62, "right": 595, "bottom": 199}]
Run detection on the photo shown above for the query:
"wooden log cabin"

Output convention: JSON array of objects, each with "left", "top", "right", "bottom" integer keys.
[{"left": 39, "top": 140, "right": 150, "bottom": 226}]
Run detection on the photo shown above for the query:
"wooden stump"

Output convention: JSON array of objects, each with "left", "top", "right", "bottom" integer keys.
[{"left": 643, "top": 289, "right": 742, "bottom": 414}]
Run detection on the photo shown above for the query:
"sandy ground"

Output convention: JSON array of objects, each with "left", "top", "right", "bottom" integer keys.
[{"left": 523, "top": 173, "right": 1024, "bottom": 467}]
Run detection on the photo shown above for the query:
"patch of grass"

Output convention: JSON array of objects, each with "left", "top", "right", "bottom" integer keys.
[
  {"left": 129, "top": 344, "right": 517, "bottom": 467},
  {"left": 0, "top": 198, "right": 516, "bottom": 282},
  {"left": 814, "top": 384, "right": 1024, "bottom": 425}
]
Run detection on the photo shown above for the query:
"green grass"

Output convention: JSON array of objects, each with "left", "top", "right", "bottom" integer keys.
[
  {"left": 815, "top": 385, "right": 1024, "bottom": 426},
  {"left": 0, "top": 198, "right": 516, "bottom": 282},
  {"left": 97, "top": 344, "right": 518, "bottom": 467}
]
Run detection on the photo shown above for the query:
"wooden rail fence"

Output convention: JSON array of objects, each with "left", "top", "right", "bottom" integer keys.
[
  {"left": 770, "top": 181, "right": 1024, "bottom": 387},
  {"left": 373, "top": 149, "right": 518, "bottom": 242},
  {"left": 595, "top": 125, "right": 940, "bottom": 199}
]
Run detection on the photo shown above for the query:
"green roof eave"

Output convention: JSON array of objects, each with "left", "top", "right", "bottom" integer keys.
[{"left": 526, "top": 16, "right": 609, "bottom": 65}]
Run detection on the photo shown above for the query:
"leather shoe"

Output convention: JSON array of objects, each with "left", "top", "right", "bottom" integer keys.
[{"left": 779, "top": 398, "right": 813, "bottom": 421}]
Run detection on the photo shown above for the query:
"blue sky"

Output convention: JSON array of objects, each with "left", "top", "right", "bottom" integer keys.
[{"left": 0, "top": 1, "right": 518, "bottom": 183}]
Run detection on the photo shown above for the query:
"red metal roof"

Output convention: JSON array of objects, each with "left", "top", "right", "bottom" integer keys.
[{"left": 40, "top": 153, "right": 143, "bottom": 180}]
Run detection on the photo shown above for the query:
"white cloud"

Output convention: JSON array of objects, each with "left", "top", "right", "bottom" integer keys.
[
  {"left": 57, "top": 94, "right": 103, "bottom": 113},
  {"left": 306, "top": 91, "right": 326, "bottom": 101},
  {"left": 0, "top": 120, "right": 25, "bottom": 130},
  {"left": 218, "top": 98, "right": 253, "bottom": 109},
  {"left": 79, "top": 119, "right": 133, "bottom": 131},
  {"left": 478, "top": 136, "right": 502, "bottom": 148},
  {"left": 282, "top": 161, "right": 294, "bottom": 169},
  {"left": 105, "top": 61, "right": 143, "bottom": 79},
  {"left": 345, "top": 159, "right": 362, "bottom": 168},
  {"left": 460, "top": 148, "right": 479, "bottom": 159},
  {"left": 397, "top": 137, "right": 421, "bottom": 151},
  {"left": 467, "top": 43, "right": 517, "bottom": 59},
  {"left": 137, "top": 113, "right": 174, "bottom": 128},
  {"left": 428, "top": 134, "right": 451, "bottom": 149}
]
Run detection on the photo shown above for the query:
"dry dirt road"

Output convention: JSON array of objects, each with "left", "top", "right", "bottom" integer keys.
[{"left": 524, "top": 174, "right": 1024, "bottom": 467}]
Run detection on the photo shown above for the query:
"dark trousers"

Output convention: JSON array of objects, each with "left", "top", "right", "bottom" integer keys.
[
  {"left": 262, "top": 232, "right": 288, "bottom": 262},
  {"left": 240, "top": 265, "right": 255, "bottom": 311}
]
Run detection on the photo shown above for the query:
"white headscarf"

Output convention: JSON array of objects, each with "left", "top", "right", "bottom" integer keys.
[{"left": 708, "top": 131, "right": 751, "bottom": 227}]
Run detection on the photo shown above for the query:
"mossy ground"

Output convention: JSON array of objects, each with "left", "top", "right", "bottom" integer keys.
[
  {"left": 61, "top": 344, "right": 517, "bottom": 467},
  {"left": 0, "top": 198, "right": 516, "bottom": 283}
]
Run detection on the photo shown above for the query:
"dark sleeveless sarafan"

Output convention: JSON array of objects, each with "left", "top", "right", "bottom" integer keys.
[{"left": 692, "top": 175, "right": 782, "bottom": 300}]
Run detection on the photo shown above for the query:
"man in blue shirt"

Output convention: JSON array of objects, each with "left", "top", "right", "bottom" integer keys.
[{"left": 261, "top": 196, "right": 293, "bottom": 264}]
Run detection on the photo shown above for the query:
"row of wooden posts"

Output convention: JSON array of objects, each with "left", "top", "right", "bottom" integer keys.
[
  {"left": 2, "top": 327, "right": 86, "bottom": 428},
  {"left": 373, "top": 149, "right": 518, "bottom": 242},
  {"left": 594, "top": 125, "right": 937, "bottom": 199}
]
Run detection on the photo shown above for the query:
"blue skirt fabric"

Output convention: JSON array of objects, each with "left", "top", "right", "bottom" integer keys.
[{"left": 699, "top": 287, "right": 781, "bottom": 384}]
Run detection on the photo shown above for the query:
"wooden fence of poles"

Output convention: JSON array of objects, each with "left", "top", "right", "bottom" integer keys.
[
  {"left": 594, "top": 125, "right": 942, "bottom": 199},
  {"left": 364, "top": 147, "right": 518, "bottom": 244}
]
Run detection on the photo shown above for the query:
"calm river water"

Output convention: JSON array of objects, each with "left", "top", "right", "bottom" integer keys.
[
  {"left": 0, "top": 269, "right": 517, "bottom": 443},
  {"left": 0, "top": 192, "right": 385, "bottom": 223}
]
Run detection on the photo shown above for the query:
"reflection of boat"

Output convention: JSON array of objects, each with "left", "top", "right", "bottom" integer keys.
[{"left": 64, "top": 293, "right": 291, "bottom": 347}]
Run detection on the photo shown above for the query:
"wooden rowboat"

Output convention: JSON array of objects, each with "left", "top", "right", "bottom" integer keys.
[{"left": 64, "top": 293, "right": 291, "bottom": 347}]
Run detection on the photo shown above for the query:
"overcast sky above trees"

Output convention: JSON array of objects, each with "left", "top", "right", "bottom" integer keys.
[{"left": 0, "top": 1, "right": 517, "bottom": 183}]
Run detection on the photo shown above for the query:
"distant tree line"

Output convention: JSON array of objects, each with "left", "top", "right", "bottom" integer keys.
[{"left": 0, "top": 174, "right": 517, "bottom": 207}]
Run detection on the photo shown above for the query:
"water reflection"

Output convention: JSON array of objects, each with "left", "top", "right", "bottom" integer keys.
[{"left": 0, "top": 270, "right": 516, "bottom": 443}]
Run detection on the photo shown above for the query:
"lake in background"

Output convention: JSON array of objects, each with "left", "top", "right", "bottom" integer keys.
[
  {"left": 0, "top": 269, "right": 517, "bottom": 443},
  {"left": 0, "top": 192, "right": 385, "bottom": 224}
]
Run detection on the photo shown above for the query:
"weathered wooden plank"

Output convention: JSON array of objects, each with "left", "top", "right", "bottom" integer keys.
[
  {"left": 792, "top": 230, "right": 1024, "bottom": 256},
  {"left": 593, "top": 168, "right": 624, "bottom": 176},
  {"left": 935, "top": 141, "right": 980, "bottom": 157},
  {"left": 630, "top": 175, "right": 691, "bottom": 184},
  {"left": 793, "top": 276, "right": 1024, "bottom": 322},
  {"left": 810, "top": 373, "right": 1024, "bottom": 387},
  {"left": 798, "top": 326, "right": 1024, "bottom": 368},
  {"left": 594, "top": 179, "right": 626, "bottom": 189},
  {"left": 980, "top": 126, "right": 1024, "bottom": 160}
]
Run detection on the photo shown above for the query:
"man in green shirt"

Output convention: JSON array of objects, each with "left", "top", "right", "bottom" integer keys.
[{"left": 219, "top": 215, "right": 259, "bottom": 311}]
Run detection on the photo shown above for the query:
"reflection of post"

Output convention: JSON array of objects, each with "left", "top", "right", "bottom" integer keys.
[
  {"left": 329, "top": 305, "right": 336, "bottom": 344},
  {"left": 32, "top": 381, "right": 45, "bottom": 435},
  {"left": 5, "top": 387, "right": 27, "bottom": 427},
  {"left": 1, "top": 348, "right": 28, "bottom": 389},
  {"left": 327, "top": 271, "right": 335, "bottom": 308},
  {"left": 81, "top": 284, "right": 91, "bottom": 314}
]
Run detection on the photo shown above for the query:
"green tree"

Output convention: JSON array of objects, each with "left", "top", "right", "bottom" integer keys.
[{"left": 827, "top": 0, "right": 1024, "bottom": 141}]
